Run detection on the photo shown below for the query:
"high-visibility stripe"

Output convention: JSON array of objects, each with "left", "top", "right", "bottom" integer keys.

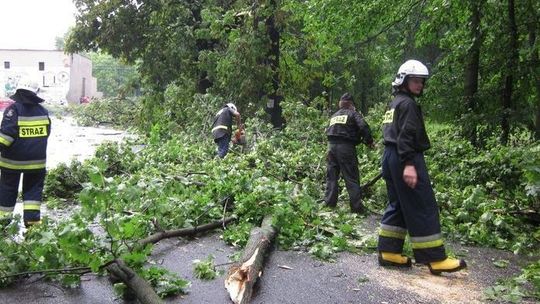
[
  {"left": 0, "top": 157, "right": 46, "bottom": 170},
  {"left": 411, "top": 239, "right": 444, "bottom": 249},
  {"left": 0, "top": 206, "right": 14, "bottom": 213},
  {"left": 212, "top": 125, "right": 229, "bottom": 132},
  {"left": 0, "top": 209, "right": 13, "bottom": 218},
  {"left": 380, "top": 224, "right": 407, "bottom": 233},
  {"left": 0, "top": 132, "right": 14, "bottom": 146},
  {"left": 18, "top": 119, "right": 50, "bottom": 126},
  {"left": 410, "top": 233, "right": 442, "bottom": 243},
  {"left": 411, "top": 233, "right": 444, "bottom": 249},
  {"left": 379, "top": 228, "right": 406, "bottom": 240},
  {"left": 23, "top": 202, "right": 41, "bottom": 211},
  {"left": 0, "top": 137, "right": 11, "bottom": 146}
]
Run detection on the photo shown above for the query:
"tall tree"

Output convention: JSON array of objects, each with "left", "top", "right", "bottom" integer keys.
[
  {"left": 463, "top": 1, "right": 483, "bottom": 146},
  {"left": 526, "top": 0, "right": 540, "bottom": 140},
  {"left": 264, "top": 0, "right": 283, "bottom": 128},
  {"left": 501, "top": 0, "right": 519, "bottom": 144}
]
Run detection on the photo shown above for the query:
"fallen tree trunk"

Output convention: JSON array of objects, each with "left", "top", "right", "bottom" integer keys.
[
  {"left": 106, "top": 260, "right": 163, "bottom": 304},
  {"left": 110, "top": 217, "right": 236, "bottom": 303},
  {"left": 225, "top": 215, "right": 277, "bottom": 304},
  {"left": 138, "top": 216, "right": 236, "bottom": 246}
]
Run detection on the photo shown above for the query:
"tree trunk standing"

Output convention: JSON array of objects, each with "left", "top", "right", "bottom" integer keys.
[
  {"left": 224, "top": 215, "right": 277, "bottom": 304},
  {"left": 265, "top": 0, "right": 284, "bottom": 128},
  {"left": 192, "top": 4, "right": 214, "bottom": 93},
  {"left": 501, "top": 0, "right": 518, "bottom": 145},
  {"left": 463, "top": 1, "right": 483, "bottom": 147},
  {"left": 527, "top": 0, "right": 540, "bottom": 140}
]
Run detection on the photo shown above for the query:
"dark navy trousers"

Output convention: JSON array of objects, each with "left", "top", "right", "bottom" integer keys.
[
  {"left": 324, "top": 143, "right": 364, "bottom": 212},
  {"left": 215, "top": 134, "right": 231, "bottom": 158},
  {"left": 0, "top": 169, "right": 45, "bottom": 224},
  {"left": 377, "top": 145, "right": 446, "bottom": 263}
]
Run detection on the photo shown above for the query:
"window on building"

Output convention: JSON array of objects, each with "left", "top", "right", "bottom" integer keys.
[
  {"left": 38, "top": 62, "right": 45, "bottom": 71},
  {"left": 4, "top": 61, "right": 9, "bottom": 69}
]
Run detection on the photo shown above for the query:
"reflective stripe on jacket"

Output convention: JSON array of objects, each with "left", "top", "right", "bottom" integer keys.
[
  {"left": 0, "top": 102, "right": 50, "bottom": 172},
  {"left": 211, "top": 107, "right": 234, "bottom": 139}
]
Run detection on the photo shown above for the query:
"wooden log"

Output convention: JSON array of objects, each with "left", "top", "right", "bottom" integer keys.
[
  {"left": 224, "top": 215, "right": 277, "bottom": 304},
  {"left": 106, "top": 260, "right": 163, "bottom": 304}
]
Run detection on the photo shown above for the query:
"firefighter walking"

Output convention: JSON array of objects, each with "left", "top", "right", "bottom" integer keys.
[
  {"left": 377, "top": 60, "right": 466, "bottom": 274},
  {"left": 0, "top": 78, "right": 50, "bottom": 227},
  {"left": 324, "top": 93, "right": 374, "bottom": 214}
]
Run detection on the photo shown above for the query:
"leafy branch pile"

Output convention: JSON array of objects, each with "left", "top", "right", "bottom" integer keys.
[{"left": 68, "top": 97, "right": 141, "bottom": 129}]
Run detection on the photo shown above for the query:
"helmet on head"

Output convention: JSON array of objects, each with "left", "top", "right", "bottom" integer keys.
[
  {"left": 16, "top": 76, "right": 40, "bottom": 94},
  {"left": 226, "top": 103, "right": 237, "bottom": 112},
  {"left": 392, "top": 60, "right": 429, "bottom": 87}
]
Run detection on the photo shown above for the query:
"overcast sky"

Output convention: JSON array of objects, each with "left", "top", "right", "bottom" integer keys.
[{"left": 0, "top": 0, "right": 77, "bottom": 50}]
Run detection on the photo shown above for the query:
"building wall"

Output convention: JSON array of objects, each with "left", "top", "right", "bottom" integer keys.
[{"left": 0, "top": 49, "right": 99, "bottom": 104}]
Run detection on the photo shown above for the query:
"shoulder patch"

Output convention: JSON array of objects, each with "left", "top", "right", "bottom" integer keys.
[
  {"left": 383, "top": 109, "right": 395, "bottom": 124},
  {"left": 5, "top": 109, "right": 14, "bottom": 118}
]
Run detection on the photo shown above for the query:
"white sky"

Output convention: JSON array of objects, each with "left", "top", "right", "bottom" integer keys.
[{"left": 0, "top": 0, "right": 77, "bottom": 50}]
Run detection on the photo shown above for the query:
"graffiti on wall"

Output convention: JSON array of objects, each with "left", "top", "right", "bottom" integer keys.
[{"left": 1, "top": 70, "right": 70, "bottom": 104}]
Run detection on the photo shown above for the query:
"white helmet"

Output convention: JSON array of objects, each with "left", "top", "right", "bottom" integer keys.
[
  {"left": 16, "top": 76, "right": 40, "bottom": 94},
  {"left": 226, "top": 103, "right": 237, "bottom": 112},
  {"left": 392, "top": 60, "right": 429, "bottom": 87}
]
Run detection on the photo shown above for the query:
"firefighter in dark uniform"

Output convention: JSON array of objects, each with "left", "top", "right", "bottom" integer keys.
[
  {"left": 0, "top": 78, "right": 51, "bottom": 227},
  {"left": 377, "top": 60, "right": 466, "bottom": 274},
  {"left": 211, "top": 103, "right": 240, "bottom": 158},
  {"left": 324, "top": 93, "right": 374, "bottom": 214}
]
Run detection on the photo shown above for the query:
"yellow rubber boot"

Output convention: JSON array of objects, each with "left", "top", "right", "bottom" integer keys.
[
  {"left": 378, "top": 252, "right": 412, "bottom": 267},
  {"left": 428, "top": 258, "right": 467, "bottom": 275}
]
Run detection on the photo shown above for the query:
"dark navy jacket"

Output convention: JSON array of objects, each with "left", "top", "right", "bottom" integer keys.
[
  {"left": 0, "top": 90, "right": 50, "bottom": 172},
  {"left": 382, "top": 92, "right": 430, "bottom": 165},
  {"left": 211, "top": 106, "right": 235, "bottom": 140},
  {"left": 326, "top": 108, "right": 373, "bottom": 146}
]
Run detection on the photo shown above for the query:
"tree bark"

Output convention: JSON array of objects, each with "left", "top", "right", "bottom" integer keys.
[
  {"left": 138, "top": 216, "right": 236, "bottom": 247},
  {"left": 265, "top": 0, "right": 284, "bottom": 128},
  {"left": 224, "top": 215, "right": 277, "bottom": 304},
  {"left": 527, "top": 0, "right": 540, "bottom": 140},
  {"left": 106, "top": 260, "right": 163, "bottom": 304},
  {"left": 463, "top": 1, "right": 483, "bottom": 146},
  {"left": 501, "top": 0, "right": 518, "bottom": 145}
]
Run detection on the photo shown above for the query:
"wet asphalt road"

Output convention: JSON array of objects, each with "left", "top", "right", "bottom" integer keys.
[{"left": 0, "top": 227, "right": 535, "bottom": 304}]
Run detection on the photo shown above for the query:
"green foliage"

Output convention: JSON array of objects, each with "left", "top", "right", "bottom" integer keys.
[
  {"left": 45, "top": 160, "right": 89, "bottom": 199},
  {"left": 69, "top": 97, "right": 141, "bottom": 129},
  {"left": 485, "top": 260, "right": 540, "bottom": 303},
  {"left": 141, "top": 266, "right": 190, "bottom": 297},
  {"left": 88, "top": 52, "right": 140, "bottom": 98},
  {"left": 193, "top": 255, "right": 220, "bottom": 280}
]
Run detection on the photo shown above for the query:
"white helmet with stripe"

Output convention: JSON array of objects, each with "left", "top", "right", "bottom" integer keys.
[
  {"left": 226, "top": 103, "right": 237, "bottom": 112},
  {"left": 392, "top": 60, "right": 429, "bottom": 87},
  {"left": 16, "top": 76, "right": 40, "bottom": 94}
]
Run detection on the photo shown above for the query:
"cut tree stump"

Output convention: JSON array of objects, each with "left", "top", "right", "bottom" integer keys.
[{"left": 224, "top": 215, "right": 277, "bottom": 304}]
